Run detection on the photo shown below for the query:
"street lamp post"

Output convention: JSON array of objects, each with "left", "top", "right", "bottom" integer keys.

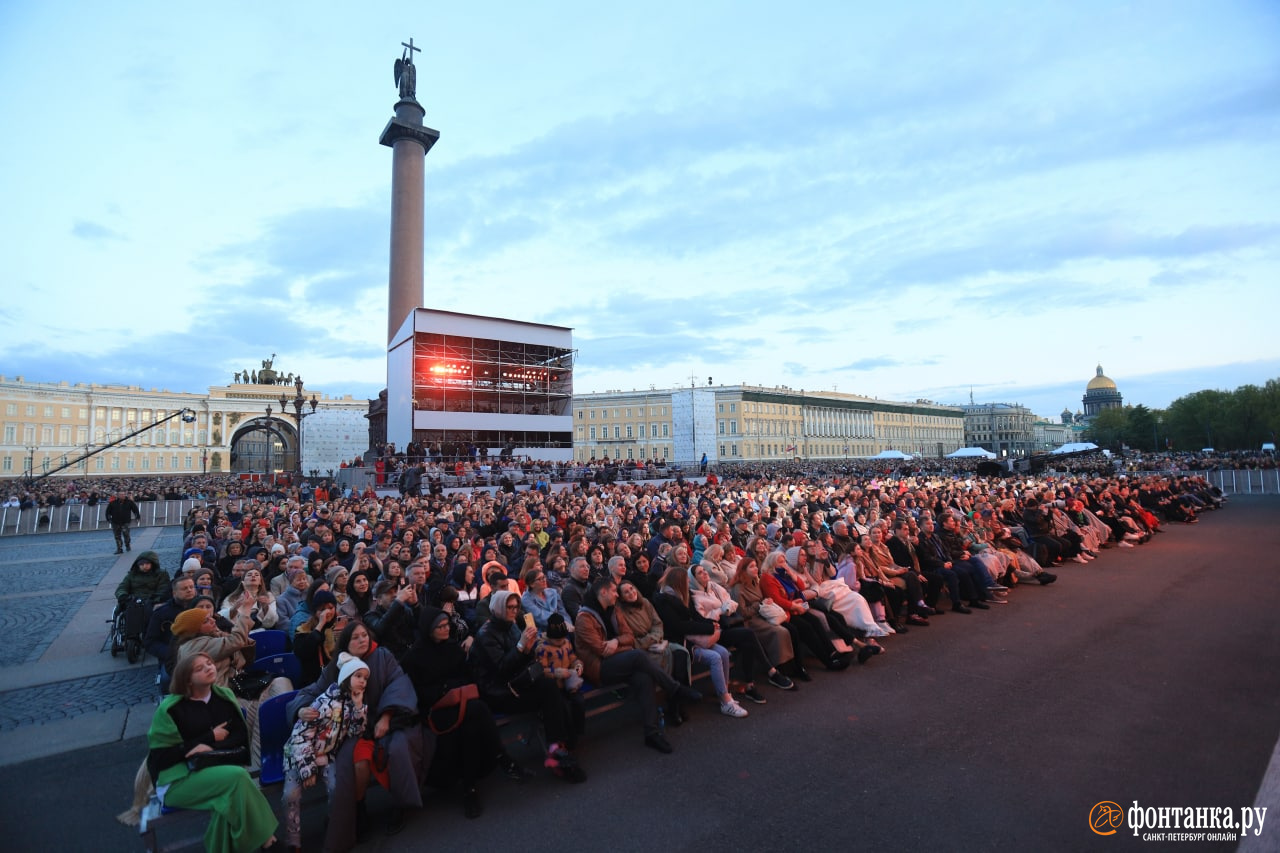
[
  {"left": 280, "top": 378, "right": 318, "bottom": 479},
  {"left": 264, "top": 405, "right": 274, "bottom": 478}
]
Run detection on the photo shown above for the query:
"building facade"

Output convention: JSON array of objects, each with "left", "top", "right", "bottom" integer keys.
[
  {"left": 572, "top": 385, "right": 964, "bottom": 463},
  {"left": 962, "top": 403, "right": 1038, "bottom": 458},
  {"left": 0, "top": 371, "right": 365, "bottom": 481}
]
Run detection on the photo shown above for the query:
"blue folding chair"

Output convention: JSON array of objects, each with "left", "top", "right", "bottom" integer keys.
[
  {"left": 249, "top": 629, "right": 288, "bottom": 656},
  {"left": 247, "top": 652, "right": 302, "bottom": 685},
  {"left": 257, "top": 689, "right": 298, "bottom": 786}
]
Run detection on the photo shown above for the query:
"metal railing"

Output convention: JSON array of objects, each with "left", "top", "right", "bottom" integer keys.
[
  {"left": 0, "top": 499, "right": 209, "bottom": 537},
  {"left": 1182, "top": 469, "right": 1280, "bottom": 496}
]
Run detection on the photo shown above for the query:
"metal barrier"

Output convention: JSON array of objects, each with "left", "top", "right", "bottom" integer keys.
[
  {"left": 0, "top": 499, "right": 208, "bottom": 537},
  {"left": 1187, "top": 469, "right": 1280, "bottom": 496}
]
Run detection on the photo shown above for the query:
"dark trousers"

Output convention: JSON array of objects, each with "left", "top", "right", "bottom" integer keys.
[
  {"left": 424, "top": 699, "right": 501, "bottom": 789},
  {"left": 486, "top": 677, "right": 578, "bottom": 748},
  {"left": 786, "top": 611, "right": 838, "bottom": 661},
  {"left": 112, "top": 523, "right": 131, "bottom": 551},
  {"left": 599, "top": 649, "right": 680, "bottom": 738},
  {"left": 719, "top": 625, "right": 769, "bottom": 679}
]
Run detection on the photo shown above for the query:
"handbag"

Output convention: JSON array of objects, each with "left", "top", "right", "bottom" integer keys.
[
  {"left": 507, "top": 661, "right": 544, "bottom": 696},
  {"left": 427, "top": 683, "right": 480, "bottom": 735},
  {"left": 757, "top": 599, "right": 787, "bottom": 625},
  {"left": 228, "top": 669, "right": 273, "bottom": 700},
  {"left": 187, "top": 745, "right": 249, "bottom": 772}
]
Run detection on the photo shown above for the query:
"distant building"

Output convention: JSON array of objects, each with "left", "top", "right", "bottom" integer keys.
[
  {"left": 962, "top": 403, "right": 1037, "bottom": 458},
  {"left": 572, "top": 385, "right": 964, "bottom": 463},
  {"left": 0, "top": 371, "right": 365, "bottom": 480},
  {"left": 1082, "top": 364, "right": 1123, "bottom": 419}
]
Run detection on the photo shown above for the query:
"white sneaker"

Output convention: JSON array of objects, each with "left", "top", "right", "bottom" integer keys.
[
  {"left": 1072, "top": 555, "right": 1088, "bottom": 564},
  {"left": 876, "top": 621, "right": 896, "bottom": 634},
  {"left": 720, "top": 700, "right": 749, "bottom": 718},
  {"left": 1118, "top": 541, "right": 1135, "bottom": 548}
]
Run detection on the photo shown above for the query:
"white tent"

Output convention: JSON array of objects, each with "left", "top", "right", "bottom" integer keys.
[
  {"left": 871, "top": 449, "right": 913, "bottom": 460},
  {"left": 1050, "top": 441, "right": 1099, "bottom": 454},
  {"left": 946, "top": 447, "right": 997, "bottom": 459}
]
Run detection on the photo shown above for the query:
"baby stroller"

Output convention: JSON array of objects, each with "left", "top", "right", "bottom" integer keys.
[{"left": 109, "top": 596, "right": 149, "bottom": 663}]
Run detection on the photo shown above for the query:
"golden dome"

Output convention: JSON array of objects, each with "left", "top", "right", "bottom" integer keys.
[{"left": 1086, "top": 364, "right": 1117, "bottom": 392}]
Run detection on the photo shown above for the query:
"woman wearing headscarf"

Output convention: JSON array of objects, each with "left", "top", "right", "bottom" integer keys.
[
  {"left": 401, "top": 606, "right": 529, "bottom": 819},
  {"left": 470, "top": 590, "right": 586, "bottom": 783}
]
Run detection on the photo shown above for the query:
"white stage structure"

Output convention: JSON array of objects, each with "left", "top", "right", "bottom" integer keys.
[{"left": 387, "top": 309, "right": 575, "bottom": 461}]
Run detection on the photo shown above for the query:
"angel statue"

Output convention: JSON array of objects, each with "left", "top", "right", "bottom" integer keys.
[{"left": 395, "top": 39, "right": 419, "bottom": 100}]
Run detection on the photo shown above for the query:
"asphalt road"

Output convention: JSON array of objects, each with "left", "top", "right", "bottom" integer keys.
[{"left": 2, "top": 497, "right": 1277, "bottom": 853}]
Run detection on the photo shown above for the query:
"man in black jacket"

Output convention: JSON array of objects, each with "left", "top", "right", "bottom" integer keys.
[{"left": 105, "top": 492, "right": 141, "bottom": 553}]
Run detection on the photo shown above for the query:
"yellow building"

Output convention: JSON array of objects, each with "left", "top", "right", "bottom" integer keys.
[
  {"left": 1, "top": 367, "right": 365, "bottom": 480},
  {"left": 572, "top": 385, "right": 964, "bottom": 463}
]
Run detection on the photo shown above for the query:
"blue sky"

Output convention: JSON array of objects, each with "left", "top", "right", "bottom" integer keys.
[{"left": 2, "top": 1, "right": 1277, "bottom": 420}]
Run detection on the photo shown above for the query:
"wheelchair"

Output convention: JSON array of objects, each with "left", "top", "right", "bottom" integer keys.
[{"left": 109, "top": 596, "right": 150, "bottom": 664}]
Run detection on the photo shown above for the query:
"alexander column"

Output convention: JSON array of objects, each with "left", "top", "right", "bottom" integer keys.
[{"left": 380, "top": 38, "right": 440, "bottom": 342}]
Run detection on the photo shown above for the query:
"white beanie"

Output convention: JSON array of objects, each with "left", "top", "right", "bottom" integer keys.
[
  {"left": 182, "top": 557, "right": 202, "bottom": 574},
  {"left": 337, "top": 652, "right": 369, "bottom": 687}
]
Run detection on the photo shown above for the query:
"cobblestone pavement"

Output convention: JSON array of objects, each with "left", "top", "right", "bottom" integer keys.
[
  {"left": 1, "top": 592, "right": 91, "bottom": 666},
  {"left": 0, "top": 527, "right": 183, "bottom": 728},
  {"left": 0, "top": 666, "right": 157, "bottom": 730}
]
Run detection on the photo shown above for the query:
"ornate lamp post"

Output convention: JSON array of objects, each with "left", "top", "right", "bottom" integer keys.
[
  {"left": 263, "top": 405, "right": 274, "bottom": 477},
  {"left": 279, "top": 377, "right": 318, "bottom": 478}
]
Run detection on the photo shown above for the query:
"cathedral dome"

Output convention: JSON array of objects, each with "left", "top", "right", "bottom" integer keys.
[{"left": 1086, "top": 365, "right": 1117, "bottom": 392}]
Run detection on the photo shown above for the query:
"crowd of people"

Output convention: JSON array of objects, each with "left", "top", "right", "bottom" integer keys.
[{"left": 115, "top": 458, "right": 1229, "bottom": 852}]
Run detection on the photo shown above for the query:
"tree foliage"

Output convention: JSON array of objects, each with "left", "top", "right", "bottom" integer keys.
[{"left": 1082, "top": 379, "right": 1280, "bottom": 451}]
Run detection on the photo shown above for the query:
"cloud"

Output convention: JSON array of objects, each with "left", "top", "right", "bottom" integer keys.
[{"left": 71, "top": 220, "right": 125, "bottom": 241}]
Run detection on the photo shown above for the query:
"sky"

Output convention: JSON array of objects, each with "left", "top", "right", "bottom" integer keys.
[{"left": 2, "top": 1, "right": 1278, "bottom": 421}]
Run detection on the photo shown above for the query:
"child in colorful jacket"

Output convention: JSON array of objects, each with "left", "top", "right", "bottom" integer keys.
[{"left": 280, "top": 652, "right": 369, "bottom": 850}]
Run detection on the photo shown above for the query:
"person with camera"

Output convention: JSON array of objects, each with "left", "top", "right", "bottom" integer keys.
[{"left": 470, "top": 590, "right": 586, "bottom": 782}]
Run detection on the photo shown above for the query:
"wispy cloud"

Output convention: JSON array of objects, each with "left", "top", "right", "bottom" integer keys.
[{"left": 71, "top": 220, "right": 125, "bottom": 241}]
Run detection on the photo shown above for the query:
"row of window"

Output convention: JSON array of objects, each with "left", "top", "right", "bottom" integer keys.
[
  {"left": 578, "top": 423, "right": 672, "bottom": 440},
  {"left": 5, "top": 453, "right": 197, "bottom": 472},
  {"left": 2, "top": 424, "right": 209, "bottom": 446},
  {"left": 574, "top": 445, "right": 671, "bottom": 461},
  {"left": 577, "top": 406, "right": 670, "bottom": 419}
]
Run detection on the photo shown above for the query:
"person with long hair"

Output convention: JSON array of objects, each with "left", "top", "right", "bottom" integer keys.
[
  {"left": 146, "top": 653, "right": 278, "bottom": 852},
  {"left": 287, "top": 621, "right": 426, "bottom": 845},
  {"left": 218, "top": 566, "right": 278, "bottom": 630},
  {"left": 654, "top": 566, "right": 749, "bottom": 719},
  {"left": 727, "top": 555, "right": 807, "bottom": 683}
]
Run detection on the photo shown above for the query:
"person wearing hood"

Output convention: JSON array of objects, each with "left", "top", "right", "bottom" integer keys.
[
  {"left": 402, "top": 606, "right": 529, "bottom": 819},
  {"left": 115, "top": 550, "right": 169, "bottom": 609},
  {"left": 471, "top": 590, "right": 586, "bottom": 783},
  {"left": 575, "top": 578, "right": 701, "bottom": 754},
  {"left": 215, "top": 538, "right": 250, "bottom": 585},
  {"left": 275, "top": 567, "right": 310, "bottom": 626}
]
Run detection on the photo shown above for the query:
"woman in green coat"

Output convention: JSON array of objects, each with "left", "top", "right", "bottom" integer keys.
[{"left": 146, "top": 652, "right": 278, "bottom": 853}]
